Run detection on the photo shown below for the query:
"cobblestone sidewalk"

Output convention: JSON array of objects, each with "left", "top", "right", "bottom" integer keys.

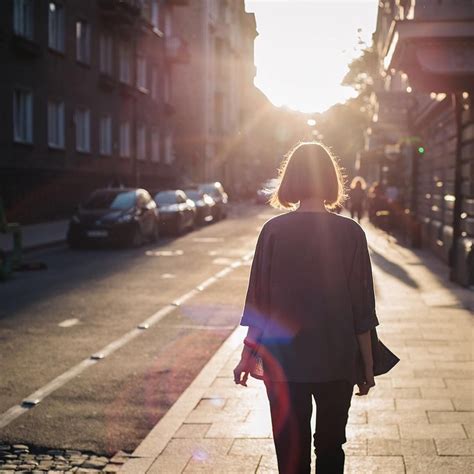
[
  {"left": 0, "top": 444, "right": 130, "bottom": 472},
  {"left": 123, "top": 222, "right": 474, "bottom": 473}
]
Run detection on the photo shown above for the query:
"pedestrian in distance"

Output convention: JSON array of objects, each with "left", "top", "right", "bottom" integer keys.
[
  {"left": 348, "top": 176, "right": 367, "bottom": 223},
  {"left": 233, "top": 142, "right": 380, "bottom": 474}
]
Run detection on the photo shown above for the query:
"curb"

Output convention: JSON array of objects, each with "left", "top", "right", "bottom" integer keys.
[
  {"left": 120, "top": 325, "right": 246, "bottom": 473},
  {"left": 23, "top": 239, "right": 66, "bottom": 254}
]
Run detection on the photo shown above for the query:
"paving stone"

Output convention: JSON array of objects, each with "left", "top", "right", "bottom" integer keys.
[
  {"left": 367, "top": 410, "right": 429, "bottom": 424},
  {"left": 464, "top": 424, "right": 474, "bottom": 438},
  {"left": 256, "top": 454, "right": 278, "bottom": 473},
  {"left": 12, "top": 445, "right": 28, "bottom": 451},
  {"left": 414, "top": 369, "right": 474, "bottom": 379},
  {"left": 162, "top": 438, "right": 233, "bottom": 457},
  {"left": 81, "top": 459, "right": 107, "bottom": 469},
  {"left": 420, "top": 387, "right": 472, "bottom": 399},
  {"left": 345, "top": 455, "right": 405, "bottom": 473},
  {"left": 368, "top": 439, "right": 436, "bottom": 455},
  {"left": 391, "top": 377, "right": 446, "bottom": 388},
  {"left": 346, "top": 423, "right": 399, "bottom": 440},
  {"left": 344, "top": 439, "right": 367, "bottom": 456},
  {"left": 148, "top": 454, "right": 189, "bottom": 474},
  {"left": 399, "top": 423, "right": 466, "bottom": 439},
  {"left": 229, "top": 439, "right": 275, "bottom": 456},
  {"left": 427, "top": 411, "right": 474, "bottom": 424},
  {"left": 206, "top": 420, "right": 272, "bottom": 438},
  {"left": 452, "top": 398, "right": 474, "bottom": 411},
  {"left": 367, "top": 387, "right": 421, "bottom": 399},
  {"left": 396, "top": 398, "right": 454, "bottom": 411},
  {"left": 404, "top": 455, "right": 474, "bottom": 473},
  {"left": 183, "top": 453, "right": 261, "bottom": 472},
  {"left": 350, "top": 397, "right": 395, "bottom": 411},
  {"left": 347, "top": 410, "right": 367, "bottom": 424},
  {"left": 174, "top": 423, "right": 211, "bottom": 438},
  {"left": 435, "top": 438, "right": 474, "bottom": 455},
  {"left": 102, "top": 464, "right": 122, "bottom": 473},
  {"left": 109, "top": 450, "right": 130, "bottom": 464}
]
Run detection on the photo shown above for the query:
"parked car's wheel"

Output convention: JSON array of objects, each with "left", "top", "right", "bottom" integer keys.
[
  {"left": 150, "top": 221, "right": 159, "bottom": 243},
  {"left": 130, "top": 226, "right": 144, "bottom": 247},
  {"left": 67, "top": 234, "right": 83, "bottom": 249},
  {"left": 174, "top": 215, "right": 184, "bottom": 235}
]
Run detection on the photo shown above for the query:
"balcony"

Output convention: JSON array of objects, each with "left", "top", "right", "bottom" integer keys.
[
  {"left": 165, "top": 36, "right": 190, "bottom": 63},
  {"left": 383, "top": 18, "right": 474, "bottom": 92},
  {"left": 98, "top": 0, "right": 141, "bottom": 26}
]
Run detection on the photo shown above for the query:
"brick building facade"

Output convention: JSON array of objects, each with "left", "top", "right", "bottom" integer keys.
[
  {"left": 359, "top": 0, "right": 474, "bottom": 285},
  {"left": 0, "top": 0, "right": 186, "bottom": 223}
]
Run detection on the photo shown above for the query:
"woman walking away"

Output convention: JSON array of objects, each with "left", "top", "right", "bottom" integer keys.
[
  {"left": 348, "top": 176, "right": 367, "bottom": 223},
  {"left": 233, "top": 142, "right": 379, "bottom": 474}
]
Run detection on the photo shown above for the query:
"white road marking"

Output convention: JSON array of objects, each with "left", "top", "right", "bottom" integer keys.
[
  {"left": 58, "top": 318, "right": 79, "bottom": 328},
  {"left": 192, "top": 237, "right": 224, "bottom": 243},
  {"left": 212, "top": 258, "right": 234, "bottom": 265},
  {"left": 0, "top": 254, "right": 251, "bottom": 430},
  {"left": 161, "top": 273, "right": 176, "bottom": 279},
  {"left": 146, "top": 250, "right": 184, "bottom": 257}
]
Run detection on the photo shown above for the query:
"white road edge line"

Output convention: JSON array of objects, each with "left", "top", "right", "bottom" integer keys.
[{"left": 0, "top": 253, "right": 253, "bottom": 430}]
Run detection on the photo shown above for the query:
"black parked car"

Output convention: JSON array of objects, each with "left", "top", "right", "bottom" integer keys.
[
  {"left": 154, "top": 190, "right": 196, "bottom": 235},
  {"left": 184, "top": 189, "right": 215, "bottom": 225},
  {"left": 67, "top": 188, "right": 159, "bottom": 248},
  {"left": 198, "top": 182, "right": 228, "bottom": 220}
]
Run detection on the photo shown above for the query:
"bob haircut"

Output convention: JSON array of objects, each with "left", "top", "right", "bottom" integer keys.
[
  {"left": 350, "top": 176, "right": 367, "bottom": 190},
  {"left": 270, "top": 141, "right": 346, "bottom": 210}
]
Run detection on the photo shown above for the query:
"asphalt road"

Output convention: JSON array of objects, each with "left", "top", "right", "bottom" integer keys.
[{"left": 0, "top": 203, "right": 277, "bottom": 455}]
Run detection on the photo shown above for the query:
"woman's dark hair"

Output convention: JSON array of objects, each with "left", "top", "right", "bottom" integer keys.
[{"left": 270, "top": 141, "right": 346, "bottom": 210}]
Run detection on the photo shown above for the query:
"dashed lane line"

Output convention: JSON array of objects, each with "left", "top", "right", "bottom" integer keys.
[{"left": 0, "top": 251, "right": 253, "bottom": 430}]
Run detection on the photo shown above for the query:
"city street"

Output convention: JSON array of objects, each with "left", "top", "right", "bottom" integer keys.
[{"left": 0, "top": 204, "right": 271, "bottom": 455}]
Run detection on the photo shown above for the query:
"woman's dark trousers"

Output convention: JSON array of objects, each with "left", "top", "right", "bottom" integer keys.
[{"left": 265, "top": 380, "right": 353, "bottom": 474}]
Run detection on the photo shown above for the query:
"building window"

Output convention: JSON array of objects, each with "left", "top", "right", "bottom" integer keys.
[
  {"left": 75, "top": 108, "right": 90, "bottom": 152},
  {"left": 76, "top": 20, "right": 90, "bottom": 64},
  {"left": 13, "top": 89, "right": 33, "bottom": 144},
  {"left": 99, "top": 33, "right": 113, "bottom": 75},
  {"left": 48, "top": 2, "right": 65, "bottom": 52},
  {"left": 164, "top": 10, "right": 172, "bottom": 37},
  {"left": 137, "top": 124, "right": 146, "bottom": 160},
  {"left": 151, "top": 0, "right": 160, "bottom": 30},
  {"left": 47, "top": 100, "right": 65, "bottom": 148},
  {"left": 136, "top": 55, "right": 147, "bottom": 92},
  {"left": 163, "top": 73, "right": 170, "bottom": 103},
  {"left": 13, "top": 0, "right": 33, "bottom": 39},
  {"left": 151, "top": 128, "right": 160, "bottom": 162},
  {"left": 100, "top": 115, "right": 112, "bottom": 156},
  {"left": 151, "top": 67, "right": 158, "bottom": 101},
  {"left": 164, "top": 133, "right": 173, "bottom": 164},
  {"left": 119, "top": 121, "right": 131, "bottom": 158},
  {"left": 119, "top": 43, "right": 131, "bottom": 84}
]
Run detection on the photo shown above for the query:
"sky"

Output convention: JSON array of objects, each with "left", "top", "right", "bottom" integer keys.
[{"left": 244, "top": 0, "right": 379, "bottom": 114}]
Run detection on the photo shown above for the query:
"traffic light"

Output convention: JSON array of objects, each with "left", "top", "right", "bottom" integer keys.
[{"left": 417, "top": 146, "right": 425, "bottom": 155}]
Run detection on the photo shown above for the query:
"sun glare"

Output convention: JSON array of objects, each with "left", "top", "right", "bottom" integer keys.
[{"left": 245, "top": 0, "right": 378, "bottom": 113}]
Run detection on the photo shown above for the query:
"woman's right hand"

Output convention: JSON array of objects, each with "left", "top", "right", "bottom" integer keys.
[{"left": 233, "top": 346, "right": 253, "bottom": 387}]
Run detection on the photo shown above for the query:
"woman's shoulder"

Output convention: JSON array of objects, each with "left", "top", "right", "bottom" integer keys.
[{"left": 266, "top": 211, "right": 361, "bottom": 227}]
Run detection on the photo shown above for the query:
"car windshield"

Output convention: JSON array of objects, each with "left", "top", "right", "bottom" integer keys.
[
  {"left": 185, "top": 190, "right": 201, "bottom": 200},
  {"left": 200, "top": 184, "right": 219, "bottom": 196},
  {"left": 155, "top": 191, "right": 177, "bottom": 205},
  {"left": 83, "top": 190, "right": 136, "bottom": 210}
]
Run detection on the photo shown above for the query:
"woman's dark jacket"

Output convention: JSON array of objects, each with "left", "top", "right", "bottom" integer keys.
[{"left": 240, "top": 211, "right": 379, "bottom": 383}]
